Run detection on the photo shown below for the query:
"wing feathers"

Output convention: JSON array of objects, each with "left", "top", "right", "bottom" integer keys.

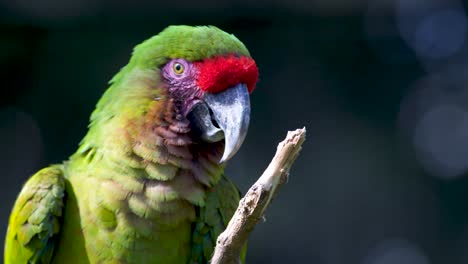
[{"left": 4, "top": 165, "right": 66, "bottom": 264}]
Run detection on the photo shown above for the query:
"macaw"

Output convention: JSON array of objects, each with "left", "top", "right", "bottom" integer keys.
[{"left": 4, "top": 25, "right": 258, "bottom": 264}]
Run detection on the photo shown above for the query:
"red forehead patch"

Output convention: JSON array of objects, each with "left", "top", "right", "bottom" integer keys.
[{"left": 195, "top": 55, "right": 258, "bottom": 94}]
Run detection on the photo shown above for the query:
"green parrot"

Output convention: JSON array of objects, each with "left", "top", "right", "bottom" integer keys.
[{"left": 4, "top": 25, "right": 259, "bottom": 264}]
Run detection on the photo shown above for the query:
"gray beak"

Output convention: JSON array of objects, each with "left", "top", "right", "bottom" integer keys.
[{"left": 188, "top": 83, "right": 250, "bottom": 163}]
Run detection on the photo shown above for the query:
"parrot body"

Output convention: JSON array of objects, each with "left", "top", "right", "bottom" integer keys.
[{"left": 5, "top": 25, "right": 258, "bottom": 263}]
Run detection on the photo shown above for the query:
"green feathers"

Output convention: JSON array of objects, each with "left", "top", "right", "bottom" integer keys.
[
  {"left": 4, "top": 166, "right": 65, "bottom": 264},
  {"left": 115, "top": 25, "right": 251, "bottom": 82}
]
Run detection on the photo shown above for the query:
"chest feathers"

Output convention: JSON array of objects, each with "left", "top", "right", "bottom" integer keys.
[{"left": 65, "top": 75, "right": 225, "bottom": 262}]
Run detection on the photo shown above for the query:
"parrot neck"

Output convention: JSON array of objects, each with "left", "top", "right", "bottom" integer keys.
[{"left": 73, "top": 69, "right": 225, "bottom": 206}]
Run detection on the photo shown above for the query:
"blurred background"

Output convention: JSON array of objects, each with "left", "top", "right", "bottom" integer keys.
[{"left": 2, "top": 0, "right": 468, "bottom": 263}]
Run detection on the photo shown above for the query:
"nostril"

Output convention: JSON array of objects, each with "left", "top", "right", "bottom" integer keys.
[{"left": 208, "top": 108, "right": 220, "bottom": 128}]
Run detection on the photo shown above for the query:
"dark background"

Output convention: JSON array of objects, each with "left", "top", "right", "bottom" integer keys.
[{"left": 2, "top": 0, "right": 468, "bottom": 263}]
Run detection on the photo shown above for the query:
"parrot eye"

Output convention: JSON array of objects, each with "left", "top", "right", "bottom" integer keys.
[{"left": 172, "top": 62, "right": 185, "bottom": 75}]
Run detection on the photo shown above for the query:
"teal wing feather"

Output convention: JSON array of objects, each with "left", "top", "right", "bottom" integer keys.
[
  {"left": 190, "top": 175, "right": 246, "bottom": 264},
  {"left": 4, "top": 165, "right": 66, "bottom": 264}
]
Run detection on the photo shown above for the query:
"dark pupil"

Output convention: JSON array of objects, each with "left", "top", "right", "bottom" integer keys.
[{"left": 175, "top": 64, "right": 181, "bottom": 71}]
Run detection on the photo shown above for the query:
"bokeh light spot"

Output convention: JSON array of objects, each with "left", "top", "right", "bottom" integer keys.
[
  {"left": 399, "top": 67, "right": 468, "bottom": 180},
  {"left": 397, "top": 0, "right": 468, "bottom": 62},
  {"left": 413, "top": 104, "right": 468, "bottom": 179},
  {"left": 363, "top": 239, "right": 430, "bottom": 264},
  {"left": 413, "top": 9, "right": 467, "bottom": 59}
]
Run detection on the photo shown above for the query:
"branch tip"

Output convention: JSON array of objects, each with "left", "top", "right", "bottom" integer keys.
[{"left": 210, "top": 127, "right": 306, "bottom": 264}]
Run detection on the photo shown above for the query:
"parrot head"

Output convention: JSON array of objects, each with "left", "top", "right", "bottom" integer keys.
[
  {"left": 98, "top": 25, "right": 258, "bottom": 164},
  {"left": 161, "top": 54, "right": 257, "bottom": 162}
]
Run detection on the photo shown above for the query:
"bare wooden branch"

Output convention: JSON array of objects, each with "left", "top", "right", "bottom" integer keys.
[{"left": 211, "top": 127, "right": 307, "bottom": 264}]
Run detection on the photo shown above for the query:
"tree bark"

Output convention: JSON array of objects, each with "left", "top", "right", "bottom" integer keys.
[{"left": 211, "top": 127, "right": 307, "bottom": 264}]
